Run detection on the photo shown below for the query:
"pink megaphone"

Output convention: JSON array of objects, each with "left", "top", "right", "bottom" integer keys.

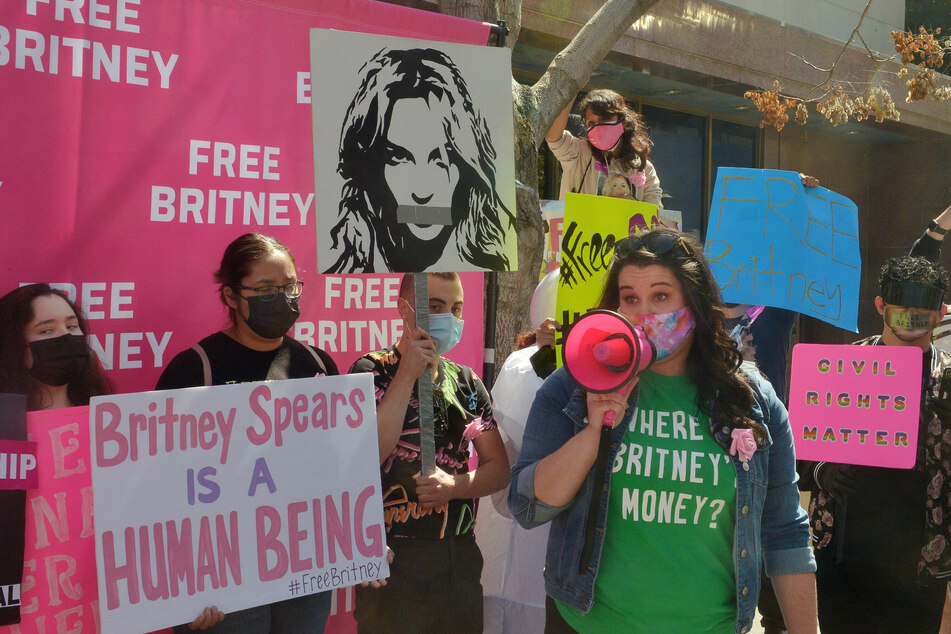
[{"left": 562, "top": 309, "right": 655, "bottom": 393}]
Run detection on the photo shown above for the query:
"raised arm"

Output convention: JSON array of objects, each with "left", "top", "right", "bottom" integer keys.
[
  {"left": 910, "top": 202, "right": 951, "bottom": 263},
  {"left": 927, "top": 203, "right": 951, "bottom": 241},
  {"left": 546, "top": 103, "right": 573, "bottom": 144}
]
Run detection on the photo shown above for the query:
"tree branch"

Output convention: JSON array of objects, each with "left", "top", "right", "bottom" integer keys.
[
  {"left": 856, "top": 30, "right": 892, "bottom": 63},
  {"left": 529, "top": 0, "right": 662, "bottom": 147},
  {"left": 801, "top": 0, "right": 877, "bottom": 97}
]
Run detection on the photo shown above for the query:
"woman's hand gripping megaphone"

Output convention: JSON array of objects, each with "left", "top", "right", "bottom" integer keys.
[
  {"left": 585, "top": 377, "right": 639, "bottom": 429},
  {"left": 562, "top": 309, "right": 655, "bottom": 429}
]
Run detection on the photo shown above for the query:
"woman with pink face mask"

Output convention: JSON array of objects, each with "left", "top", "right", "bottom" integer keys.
[
  {"left": 509, "top": 230, "right": 818, "bottom": 633},
  {"left": 545, "top": 89, "right": 662, "bottom": 206}
]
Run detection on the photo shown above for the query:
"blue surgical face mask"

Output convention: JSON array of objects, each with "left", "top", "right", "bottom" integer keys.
[{"left": 428, "top": 313, "right": 464, "bottom": 355}]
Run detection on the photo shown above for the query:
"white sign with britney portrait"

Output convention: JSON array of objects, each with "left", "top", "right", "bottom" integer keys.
[{"left": 311, "top": 29, "right": 518, "bottom": 274}]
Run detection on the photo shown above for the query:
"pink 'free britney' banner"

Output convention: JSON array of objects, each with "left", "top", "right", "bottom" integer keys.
[
  {"left": 0, "top": 0, "right": 490, "bottom": 395},
  {"left": 0, "top": 1, "right": 491, "bottom": 631}
]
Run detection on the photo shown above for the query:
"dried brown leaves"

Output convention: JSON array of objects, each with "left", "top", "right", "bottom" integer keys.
[
  {"left": 892, "top": 27, "right": 951, "bottom": 103},
  {"left": 744, "top": 81, "right": 801, "bottom": 131},
  {"left": 745, "top": 26, "right": 949, "bottom": 130}
]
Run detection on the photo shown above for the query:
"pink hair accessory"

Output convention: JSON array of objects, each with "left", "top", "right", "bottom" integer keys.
[
  {"left": 630, "top": 171, "right": 647, "bottom": 188},
  {"left": 729, "top": 428, "right": 757, "bottom": 463}
]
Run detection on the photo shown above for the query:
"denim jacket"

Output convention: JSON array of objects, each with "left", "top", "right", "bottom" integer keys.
[{"left": 509, "top": 366, "right": 815, "bottom": 634}]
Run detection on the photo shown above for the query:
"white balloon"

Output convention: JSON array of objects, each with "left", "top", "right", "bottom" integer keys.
[{"left": 530, "top": 267, "right": 560, "bottom": 330}]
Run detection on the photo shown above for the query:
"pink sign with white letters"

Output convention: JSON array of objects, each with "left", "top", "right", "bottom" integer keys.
[
  {"left": 0, "top": 1, "right": 491, "bottom": 632},
  {"left": 788, "top": 343, "right": 923, "bottom": 468},
  {"left": 0, "top": 408, "right": 99, "bottom": 634},
  {"left": 0, "top": 440, "right": 38, "bottom": 490},
  {"left": 0, "top": 0, "right": 489, "bottom": 394}
]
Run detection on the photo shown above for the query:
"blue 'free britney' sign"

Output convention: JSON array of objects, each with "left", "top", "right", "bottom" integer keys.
[{"left": 704, "top": 168, "right": 861, "bottom": 331}]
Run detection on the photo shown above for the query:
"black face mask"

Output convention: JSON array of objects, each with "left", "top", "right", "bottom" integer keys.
[
  {"left": 244, "top": 294, "right": 301, "bottom": 339},
  {"left": 28, "top": 334, "right": 89, "bottom": 386}
]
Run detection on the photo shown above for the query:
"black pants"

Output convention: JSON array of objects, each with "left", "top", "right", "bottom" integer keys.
[
  {"left": 815, "top": 548, "right": 945, "bottom": 633},
  {"left": 544, "top": 595, "right": 578, "bottom": 633},
  {"left": 171, "top": 592, "right": 331, "bottom": 634},
  {"left": 354, "top": 534, "right": 483, "bottom": 634}
]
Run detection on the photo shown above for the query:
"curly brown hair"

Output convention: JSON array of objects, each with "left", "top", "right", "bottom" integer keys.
[
  {"left": 578, "top": 89, "right": 652, "bottom": 173},
  {"left": 596, "top": 229, "right": 766, "bottom": 444}
]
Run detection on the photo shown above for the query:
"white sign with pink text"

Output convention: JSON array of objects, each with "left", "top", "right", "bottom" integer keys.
[
  {"left": 788, "top": 343, "right": 923, "bottom": 468},
  {"left": 89, "top": 375, "right": 387, "bottom": 633}
]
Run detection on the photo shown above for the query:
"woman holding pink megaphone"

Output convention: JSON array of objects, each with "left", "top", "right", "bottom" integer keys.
[
  {"left": 509, "top": 229, "right": 817, "bottom": 633},
  {"left": 545, "top": 89, "right": 662, "bottom": 205}
]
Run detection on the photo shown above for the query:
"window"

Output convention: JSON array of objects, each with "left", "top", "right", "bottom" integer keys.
[{"left": 642, "top": 106, "right": 705, "bottom": 239}]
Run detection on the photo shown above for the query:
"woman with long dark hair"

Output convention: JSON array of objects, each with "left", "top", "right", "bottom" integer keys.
[
  {"left": 509, "top": 229, "right": 817, "bottom": 632},
  {"left": 325, "top": 47, "right": 516, "bottom": 273},
  {"left": 0, "top": 283, "right": 112, "bottom": 410},
  {"left": 546, "top": 88, "right": 662, "bottom": 205}
]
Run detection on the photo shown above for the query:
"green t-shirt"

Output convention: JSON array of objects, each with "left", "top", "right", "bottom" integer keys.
[{"left": 558, "top": 371, "right": 737, "bottom": 632}]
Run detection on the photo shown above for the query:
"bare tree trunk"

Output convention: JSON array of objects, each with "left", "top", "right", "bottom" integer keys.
[
  {"left": 436, "top": 0, "right": 661, "bottom": 379},
  {"left": 438, "top": 0, "right": 498, "bottom": 23}
]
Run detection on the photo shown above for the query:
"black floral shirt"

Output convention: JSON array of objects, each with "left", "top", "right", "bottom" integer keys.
[
  {"left": 808, "top": 335, "right": 951, "bottom": 584},
  {"left": 350, "top": 346, "right": 496, "bottom": 539}
]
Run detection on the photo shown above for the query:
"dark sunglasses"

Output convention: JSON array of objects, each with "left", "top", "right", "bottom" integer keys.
[
  {"left": 614, "top": 232, "right": 690, "bottom": 260},
  {"left": 881, "top": 281, "right": 945, "bottom": 312}
]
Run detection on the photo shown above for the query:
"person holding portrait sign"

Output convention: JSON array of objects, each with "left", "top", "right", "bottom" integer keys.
[
  {"left": 349, "top": 272, "right": 508, "bottom": 633},
  {"left": 804, "top": 256, "right": 951, "bottom": 632},
  {"left": 155, "top": 233, "right": 339, "bottom": 633}
]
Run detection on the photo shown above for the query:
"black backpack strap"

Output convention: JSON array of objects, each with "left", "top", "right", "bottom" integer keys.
[
  {"left": 266, "top": 339, "right": 327, "bottom": 381},
  {"left": 571, "top": 157, "right": 593, "bottom": 194}
]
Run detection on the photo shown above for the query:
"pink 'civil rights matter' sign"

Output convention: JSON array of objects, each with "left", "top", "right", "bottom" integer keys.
[{"left": 788, "top": 343, "right": 923, "bottom": 468}]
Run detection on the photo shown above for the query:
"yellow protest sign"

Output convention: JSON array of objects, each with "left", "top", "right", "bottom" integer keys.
[{"left": 555, "top": 193, "right": 658, "bottom": 366}]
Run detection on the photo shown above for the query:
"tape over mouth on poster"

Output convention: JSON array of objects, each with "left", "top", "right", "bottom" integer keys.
[{"left": 396, "top": 205, "right": 453, "bottom": 226}]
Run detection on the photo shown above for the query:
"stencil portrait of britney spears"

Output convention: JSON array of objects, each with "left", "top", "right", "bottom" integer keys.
[{"left": 319, "top": 45, "right": 516, "bottom": 274}]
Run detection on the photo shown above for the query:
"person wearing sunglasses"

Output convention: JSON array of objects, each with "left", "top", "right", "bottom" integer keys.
[
  {"left": 802, "top": 256, "right": 951, "bottom": 633},
  {"left": 510, "top": 229, "right": 817, "bottom": 633},
  {"left": 545, "top": 88, "right": 662, "bottom": 206},
  {"left": 156, "top": 233, "right": 339, "bottom": 633}
]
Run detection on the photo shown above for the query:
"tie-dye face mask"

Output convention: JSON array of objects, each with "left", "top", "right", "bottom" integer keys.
[{"left": 621, "top": 305, "right": 696, "bottom": 361}]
